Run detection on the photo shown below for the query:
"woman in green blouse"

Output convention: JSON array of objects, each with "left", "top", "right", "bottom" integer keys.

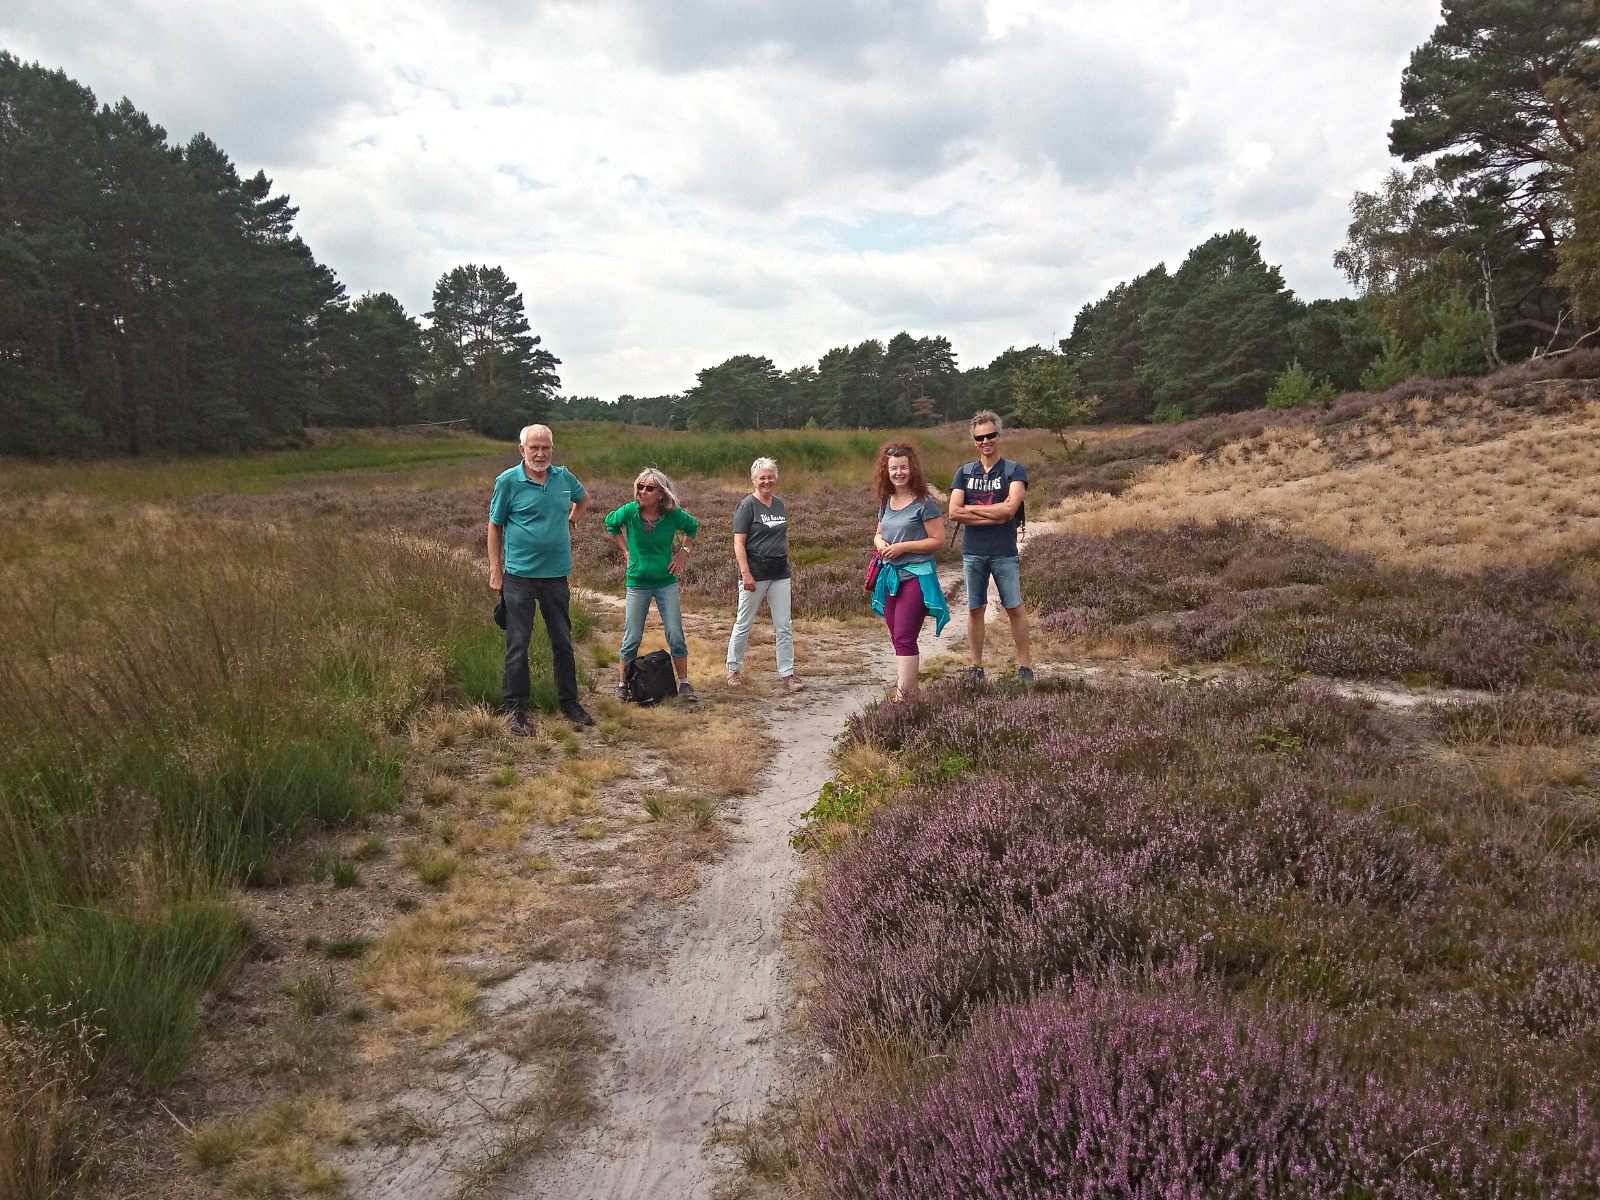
[{"left": 604, "top": 467, "right": 701, "bottom": 700}]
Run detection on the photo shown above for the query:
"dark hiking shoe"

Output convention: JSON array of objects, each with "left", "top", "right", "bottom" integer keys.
[
  {"left": 562, "top": 702, "right": 595, "bottom": 727},
  {"left": 962, "top": 666, "right": 986, "bottom": 682},
  {"left": 1016, "top": 666, "right": 1035, "bottom": 685},
  {"left": 678, "top": 680, "right": 698, "bottom": 702},
  {"left": 507, "top": 706, "right": 533, "bottom": 737}
]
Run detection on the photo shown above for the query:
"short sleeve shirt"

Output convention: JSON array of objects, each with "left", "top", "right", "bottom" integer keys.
[
  {"left": 733, "top": 495, "right": 788, "bottom": 560},
  {"left": 489, "top": 463, "right": 585, "bottom": 578},
  {"left": 952, "top": 458, "right": 1027, "bottom": 557},
  {"left": 879, "top": 496, "right": 941, "bottom": 565}
]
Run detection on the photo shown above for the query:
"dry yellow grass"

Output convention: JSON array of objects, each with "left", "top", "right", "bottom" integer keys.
[
  {"left": 357, "top": 872, "right": 540, "bottom": 1045},
  {"left": 186, "top": 1092, "right": 351, "bottom": 1195},
  {"left": 1051, "top": 384, "right": 1600, "bottom": 567},
  {"left": 1, "top": 1018, "right": 98, "bottom": 1200}
]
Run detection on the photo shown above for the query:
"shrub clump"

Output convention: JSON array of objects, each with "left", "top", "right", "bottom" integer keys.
[
  {"left": 807, "top": 682, "right": 1435, "bottom": 1044},
  {"left": 818, "top": 981, "right": 1600, "bottom": 1199}
]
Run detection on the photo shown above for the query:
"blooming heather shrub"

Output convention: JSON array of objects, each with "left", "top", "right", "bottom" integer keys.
[
  {"left": 1025, "top": 523, "right": 1368, "bottom": 631},
  {"left": 1038, "top": 606, "right": 1108, "bottom": 641},
  {"left": 1169, "top": 593, "right": 1287, "bottom": 660},
  {"left": 1423, "top": 606, "right": 1537, "bottom": 688},
  {"left": 848, "top": 677, "right": 1382, "bottom": 778},
  {"left": 1431, "top": 689, "right": 1600, "bottom": 745},
  {"left": 1021, "top": 519, "right": 1600, "bottom": 690},
  {"left": 791, "top": 559, "right": 872, "bottom": 620},
  {"left": 1272, "top": 617, "right": 1425, "bottom": 680},
  {"left": 817, "top": 982, "right": 1600, "bottom": 1200},
  {"left": 811, "top": 682, "right": 1436, "bottom": 1043},
  {"left": 1478, "top": 939, "right": 1600, "bottom": 1041}
]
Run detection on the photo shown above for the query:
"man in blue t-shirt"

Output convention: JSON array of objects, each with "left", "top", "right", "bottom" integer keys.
[
  {"left": 948, "top": 410, "right": 1033, "bottom": 684},
  {"left": 488, "top": 423, "right": 593, "bottom": 731}
]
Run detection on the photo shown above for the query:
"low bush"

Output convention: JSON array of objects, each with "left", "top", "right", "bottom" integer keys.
[
  {"left": 818, "top": 980, "right": 1600, "bottom": 1199},
  {"left": 1026, "top": 523, "right": 1600, "bottom": 691},
  {"left": 799, "top": 676, "right": 1600, "bottom": 1194},
  {"left": 1431, "top": 689, "right": 1600, "bottom": 746},
  {"left": 807, "top": 681, "right": 1436, "bottom": 1045}
]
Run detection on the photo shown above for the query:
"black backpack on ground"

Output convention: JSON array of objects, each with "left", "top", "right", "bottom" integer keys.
[{"left": 622, "top": 650, "right": 676, "bottom": 705}]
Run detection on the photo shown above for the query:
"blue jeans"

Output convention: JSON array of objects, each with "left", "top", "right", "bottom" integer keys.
[
  {"left": 963, "top": 553, "right": 1022, "bottom": 610},
  {"left": 621, "top": 583, "right": 687, "bottom": 660}
]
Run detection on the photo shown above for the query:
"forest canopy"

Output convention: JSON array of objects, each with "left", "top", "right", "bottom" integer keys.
[{"left": 0, "top": 54, "right": 560, "bottom": 455}]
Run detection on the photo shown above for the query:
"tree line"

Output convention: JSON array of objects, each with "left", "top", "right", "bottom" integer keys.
[
  {"left": 575, "top": 0, "right": 1600, "bottom": 432},
  {"left": 0, "top": 54, "right": 560, "bottom": 455},
  {"left": 5, "top": 1, "right": 1597, "bottom": 453}
]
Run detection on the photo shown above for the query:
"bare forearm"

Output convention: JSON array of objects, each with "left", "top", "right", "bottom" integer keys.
[{"left": 487, "top": 523, "right": 505, "bottom": 588}]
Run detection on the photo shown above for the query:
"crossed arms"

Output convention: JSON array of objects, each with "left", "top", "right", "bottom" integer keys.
[{"left": 948, "top": 480, "right": 1025, "bottom": 526}]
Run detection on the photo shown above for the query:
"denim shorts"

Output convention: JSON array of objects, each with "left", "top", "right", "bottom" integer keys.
[{"left": 963, "top": 553, "right": 1022, "bottom": 610}]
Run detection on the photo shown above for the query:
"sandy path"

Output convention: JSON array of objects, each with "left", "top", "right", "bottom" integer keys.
[{"left": 512, "top": 589, "right": 965, "bottom": 1199}]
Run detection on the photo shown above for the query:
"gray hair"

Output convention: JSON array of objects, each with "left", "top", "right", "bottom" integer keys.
[
  {"left": 750, "top": 456, "right": 778, "bottom": 482},
  {"left": 634, "top": 467, "right": 680, "bottom": 512},
  {"left": 970, "top": 410, "right": 1003, "bottom": 434},
  {"left": 519, "top": 423, "right": 553, "bottom": 447}
]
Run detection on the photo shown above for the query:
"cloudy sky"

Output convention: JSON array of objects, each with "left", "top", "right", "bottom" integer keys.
[{"left": 4, "top": 0, "right": 1443, "bottom": 400}]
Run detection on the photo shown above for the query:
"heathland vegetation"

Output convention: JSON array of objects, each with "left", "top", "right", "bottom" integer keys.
[
  {"left": 0, "top": 418, "right": 982, "bottom": 1196},
  {"left": 4, "top": 2, "right": 1600, "bottom": 1195},
  {"left": 778, "top": 362, "right": 1600, "bottom": 1197},
  {"left": 3, "top": 367, "right": 1599, "bottom": 1195}
]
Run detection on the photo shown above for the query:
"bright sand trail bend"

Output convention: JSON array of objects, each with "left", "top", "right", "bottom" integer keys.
[{"left": 513, "top": 632, "right": 913, "bottom": 1199}]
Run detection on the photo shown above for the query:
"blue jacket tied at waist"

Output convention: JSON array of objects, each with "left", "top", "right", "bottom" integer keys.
[{"left": 871, "top": 559, "right": 950, "bottom": 634}]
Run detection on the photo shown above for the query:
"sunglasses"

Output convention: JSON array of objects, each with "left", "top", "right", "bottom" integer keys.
[
  {"left": 974, "top": 431, "right": 999, "bottom": 442},
  {"left": 885, "top": 447, "right": 913, "bottom": 458},
  {"left": 636, "top": 483, "right": 658, "bottom": 492}
]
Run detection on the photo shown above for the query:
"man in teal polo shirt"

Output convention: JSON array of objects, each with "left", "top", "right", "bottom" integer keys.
[{"left": 488, "top": 423, "right": 593, "bottom": 731}]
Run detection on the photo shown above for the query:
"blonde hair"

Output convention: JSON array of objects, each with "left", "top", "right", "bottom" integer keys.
[
  {"left": 634, "top": 467, "right": 679, "bottom": 512},
  {"left": 750, "top": 456, "right": 778, "bottom": 482}
]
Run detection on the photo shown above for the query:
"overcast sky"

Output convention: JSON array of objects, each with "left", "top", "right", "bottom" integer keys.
[{"left": 3, "top": 0, "right": 1443, "bottom": 400}]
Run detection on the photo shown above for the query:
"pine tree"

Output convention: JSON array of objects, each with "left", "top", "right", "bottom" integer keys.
[
  {"left": 1139, "top": 231, "right": 1298, "bottom": 421},
  {"left": 1011, "top": 353, "right": 1099, "bottom": 447},
  {"left": 423, "top": 265, "right": 559, "bottom": 438}
]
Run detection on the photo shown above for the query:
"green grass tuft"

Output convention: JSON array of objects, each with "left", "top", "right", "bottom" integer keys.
[{"left": 0, "top": 900, "right": 249, "bottom": 1085}]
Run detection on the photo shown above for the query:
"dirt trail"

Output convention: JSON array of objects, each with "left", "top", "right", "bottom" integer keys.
[{"left": 509, "top": 587, "right": 964, "bottom": 1198}]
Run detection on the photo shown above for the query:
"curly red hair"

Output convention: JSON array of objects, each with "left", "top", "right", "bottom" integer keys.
[{"left": 873, "top": 440, "right": 929, "bottom": 507}]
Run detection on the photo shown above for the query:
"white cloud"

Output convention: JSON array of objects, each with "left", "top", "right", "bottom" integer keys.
[{"left": 1, "top": 0, "right": 1445, "bottom": 398}]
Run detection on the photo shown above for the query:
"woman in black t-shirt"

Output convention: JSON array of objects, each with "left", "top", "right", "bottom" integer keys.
[{"left": 725, "top": 457, "right": 802, "bottom": 691}]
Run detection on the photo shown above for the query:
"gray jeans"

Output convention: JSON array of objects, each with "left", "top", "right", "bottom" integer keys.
[{"left": 725, "top": 576, "right": 794, "bottom": 677}]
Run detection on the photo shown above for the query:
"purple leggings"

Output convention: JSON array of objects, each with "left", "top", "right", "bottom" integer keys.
[{"left": 883, "top": 580, "right": 928, "bottom": 655}]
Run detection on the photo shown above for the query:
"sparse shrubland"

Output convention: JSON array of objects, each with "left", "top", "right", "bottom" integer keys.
[
  {"left": 796, "top": 677, "right": 1600, "bottom": 1196},
  {"left": 1048, "top": 369, "right": 1600, "bottom": 568},
  {"left": 0, "top": 495, "right": 599, "bottom": 1190},
  {"left": 786, "top": 370, "right": 1600, "bottom": 1197},
  {"left": 1023, "top": 519, "right": 1600, "bottom": 690}
]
